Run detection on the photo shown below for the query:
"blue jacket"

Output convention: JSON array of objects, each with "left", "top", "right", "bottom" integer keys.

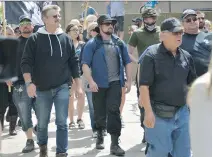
[{"left": 81, "top": 34, "right": 131, "bottom": 88}]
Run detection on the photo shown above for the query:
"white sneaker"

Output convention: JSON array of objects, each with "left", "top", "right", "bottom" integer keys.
[{"left": 140, "top": 146, "right": 146, "bottom": 152}]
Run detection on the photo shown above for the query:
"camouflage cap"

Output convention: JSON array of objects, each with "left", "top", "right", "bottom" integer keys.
[{"left": 142, "top": 8, "right": 158, "bottom": 18}]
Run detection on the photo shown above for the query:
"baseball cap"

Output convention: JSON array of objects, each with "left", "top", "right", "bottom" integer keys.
[
  {"left": 142, "top": 8, "right": 158, "bottom": 18},
  {"left": 132, "top": 17, "right": 143, "bottom": 23},
  {"left": 97, "top": 14, "right": 117, "bottom": 26},
  {"left": 19, "top": 15, "right": 32, "bottom": 23},
  {"left": 181, "top": 9, "right": 197, "bottom": 19},
  {"left": 161, "top": 17, "right": 183, "bottom": 32}
]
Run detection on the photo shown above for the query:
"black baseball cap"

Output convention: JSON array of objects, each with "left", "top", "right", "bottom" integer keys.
[
  {"left": 181, "top": 9, "right": 197, "bottom": 19},
  {"left": 19, "top": 15, "right": 32, "bottom": 23},
  {"left": 161, "top": 17, "right": 183, "bottom": 32},
  {"left": 97, "top": 14, "right": 117, "bottom": 26}
]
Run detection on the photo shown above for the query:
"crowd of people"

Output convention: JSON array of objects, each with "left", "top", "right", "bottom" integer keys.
[{"left": 0, "top": 1, "right": 212, "bottom": 157}]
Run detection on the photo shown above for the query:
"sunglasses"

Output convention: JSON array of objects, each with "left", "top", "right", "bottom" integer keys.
[
  {"left": 19, "top": 21, "right": 32, "bottom": 26},
  {"left": 52, "top": 14, "right": 61, "bottom": 19},
  {"left": 198, "top": 17, "right": 205, "bottom": 20},
  {"left": 102, "top": 22, "right": 114, "bottom": 26},
  {"left": 185, "top": 17, "right": 197, "bottom": 23}
]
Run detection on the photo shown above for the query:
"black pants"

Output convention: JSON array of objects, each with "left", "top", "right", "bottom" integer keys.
[
  {"left": 0, "top": 84, "right": 18, "bottom": 126},
  {"left": 135, "top": 68, "right": 145, "bottom": 129},
  {"left": 92, "top": 81, "right": 122, "bottom": 136}
]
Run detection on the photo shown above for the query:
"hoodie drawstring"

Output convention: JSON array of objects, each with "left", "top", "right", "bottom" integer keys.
[
  {"left": 47, "top": 34, "right": 53, "bottom": 56},
  {"left": 56, "top": 35, "right": 63, "bottom": 57},
  {"left": 47, "top": 34, "right": 63, "bottom": 57}
]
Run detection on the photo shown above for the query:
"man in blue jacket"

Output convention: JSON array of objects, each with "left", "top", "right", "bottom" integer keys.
[{"left": 82, "top": 14, "right": 132, "bottom": 156}]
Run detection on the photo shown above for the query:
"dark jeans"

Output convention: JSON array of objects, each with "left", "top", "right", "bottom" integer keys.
[
  {"left": 92, "top": 81, "right": 122, "bottom": 136},
  {"left": 35, "top": 83, "right": 69, "bottom": 154}
]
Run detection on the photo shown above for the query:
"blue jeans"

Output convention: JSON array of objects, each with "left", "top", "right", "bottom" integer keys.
[
  {"left": 145, "top": 105, "right": 191, "bottom": 157},
  {"left": 85, "top": 91, "right": 95, "bottom": 131},
  {"left": 13, "top": 84, "right": 34, "bottom": 131},
  {"left": 35, "top": 84, "right": 69, "bottom": 154}
]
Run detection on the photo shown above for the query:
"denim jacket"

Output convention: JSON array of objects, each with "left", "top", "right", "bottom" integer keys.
[{"left": 81, "top": 34, "right": 131, "bottom": 88}]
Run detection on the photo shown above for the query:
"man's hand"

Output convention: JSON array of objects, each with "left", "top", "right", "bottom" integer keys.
[
  {"left": 6, "top": 81, "right": 13, "bottom": 87},
  {"left": 27, "top": 83, "right": 37, "bottom": 98},
  {"left": 143, "top": 110, "right": 155, "bottom": 128},
  {"left": 125, "top": 81, "right": 131, "bottom": 93},
  {"left": 89, "top": 80, "right": 98, "bottom": 92}
]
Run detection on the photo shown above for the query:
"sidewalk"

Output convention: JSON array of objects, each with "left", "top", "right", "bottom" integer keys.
[{"left": 1, "top": 85, "right": 146, "bottom": 157}]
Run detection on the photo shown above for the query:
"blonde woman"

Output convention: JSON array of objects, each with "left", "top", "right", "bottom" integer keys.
[
  {"left": 66, "top": 24, "right": 85, "bottom": 129},
  {"left": 83, "top": 15, "right": 97, "bottom": 42},
  {"left": 188, "top": 60, "right": 212, "bottom": 157},
  {"left": 204, "top": 19, "right": 212, "bottom": 32}
]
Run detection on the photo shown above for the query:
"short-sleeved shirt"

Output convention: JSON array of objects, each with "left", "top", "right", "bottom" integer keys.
[
  {"left": 81, "top": 7, "right": 96, "bottom": 18},
  {"left": 128, "top": 26, "right": 160, "bottom": 56},
  {"left": 139, "top": 43, "right": 197, "bottom": 107},
  {"left": 110, "top": 1, "right": 125, "bottom": 17},
  {"left": 75, "top": 42, "right": 84, "bottom": 58}
]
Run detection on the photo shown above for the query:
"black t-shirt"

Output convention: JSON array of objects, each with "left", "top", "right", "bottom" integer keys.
[
  {"left": 181, "top": 32, "right": 212, "bottom": 76},
  {"left": 14, "top": 36, "right": 28, "bottom": 85}
]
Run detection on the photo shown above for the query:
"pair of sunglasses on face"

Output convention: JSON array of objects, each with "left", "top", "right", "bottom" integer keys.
[
  {"left": 102, "top": 22, "right": 115, "bottom": 26},
  {"left": 19, "top": 21, "right": 32, "bottom": 26},
  {"left": 185, "top": 16, "right": 198, "bottom": 23}
]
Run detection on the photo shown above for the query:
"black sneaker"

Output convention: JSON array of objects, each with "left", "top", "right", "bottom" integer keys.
[
  {"left": 77, "top": 119, "right": 85, "bottom": 129},
  {"left": 22, "top": 139, "right": 35, "bottom": 153}
]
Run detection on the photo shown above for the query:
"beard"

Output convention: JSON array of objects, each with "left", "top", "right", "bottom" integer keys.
[{"left": 199, "top": 22, "right": 205, "bottom": 29}]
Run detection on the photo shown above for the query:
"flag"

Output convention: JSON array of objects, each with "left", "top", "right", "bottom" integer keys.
[{"left": 5, "top": 1, "right": 44, "bottom": 25}]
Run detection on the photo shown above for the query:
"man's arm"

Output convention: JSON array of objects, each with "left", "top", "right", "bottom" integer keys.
[
  {"left": 21, "top": 36, "right": 37, "bottom": 98},
  {"left": 21, "top": 36, "right": 36, "bottom": 83},
  {"left": 81, "top": 39, "right": 98, "bottom": 92},
  {"left": 128, "top": 31, "right": 139, "bottom": 63},
  {"left": 139, "top": 52, "right": 155, "bottom": 128},
  {"left": 187, "top": 57, "right": 197, "bottom": 85}
]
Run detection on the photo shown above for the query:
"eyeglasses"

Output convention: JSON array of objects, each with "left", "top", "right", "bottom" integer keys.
[
  {"left": 185, "top": 17, "right": 197, "bottom": 23},
  {"left": 198, "top": 17, "right": 205, "bottom": 20},
  {"left": 52, "top": 14, "right": 61, "bottom": 19},
  {"left": 70, "top": 29, "right": 79, "bottom": 32},
  {"left": 19, "top": 21, "right": 32, "bottom": 26},
  {"left": 102, "top": 22, "right": 114, "bottom": 26}
]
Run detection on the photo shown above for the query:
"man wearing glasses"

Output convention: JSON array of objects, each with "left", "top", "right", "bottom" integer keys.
[
  {"left": 7, "top": 15, "right": 35, "bottom": 153},
  {"left": 21, "top": 5, "right": 83, "bottom": 157},
  {"left": 181, "top": 9, "right": 212, "bottom": 77},
  {"left": 139, "top": 17, "right": 197, "bottom": 157},
  {"left": 82, "top": 15, "right": 132, "bottom": 156}
]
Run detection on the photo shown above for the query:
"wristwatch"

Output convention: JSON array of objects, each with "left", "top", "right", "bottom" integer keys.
[{"left": 25, "top": 81, "right": 33, "bottom": 87}]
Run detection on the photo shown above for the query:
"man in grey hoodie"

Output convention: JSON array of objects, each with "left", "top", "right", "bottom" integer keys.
[{"left": 21, "top": 5, "right": 83, "bottom": 157}]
